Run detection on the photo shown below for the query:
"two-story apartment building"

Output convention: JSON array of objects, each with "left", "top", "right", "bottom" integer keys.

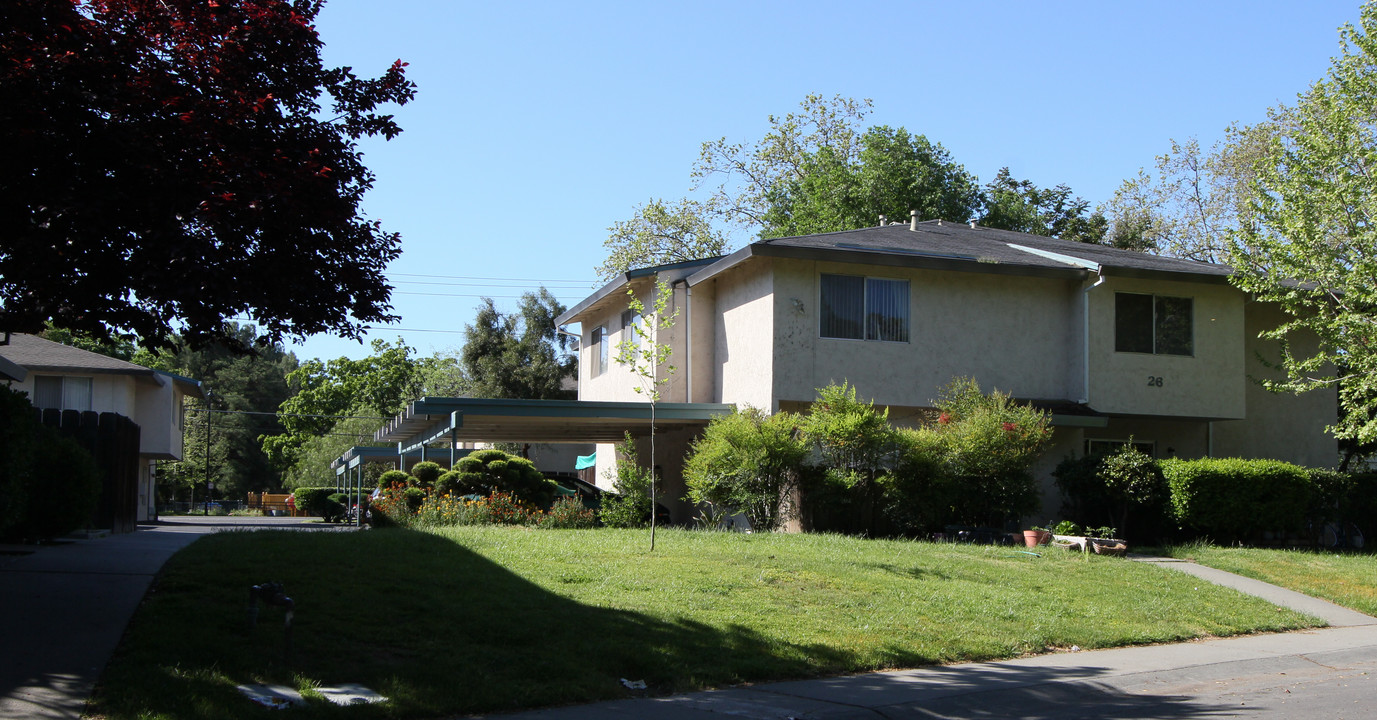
[
  {"left": 557, "top": 219, "right": 1336, "bottom": 522},
  {"left": 0, "top": 333, "right": 204, "bottom": 523}
]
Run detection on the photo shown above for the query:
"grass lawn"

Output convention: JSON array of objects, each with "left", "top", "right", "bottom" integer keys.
[
  {"left": 91, "top": 527, "right": 1319, "bottom": 719},
  {"left": 1161, "top": 543, "right": 1377, "bottom": 616}
]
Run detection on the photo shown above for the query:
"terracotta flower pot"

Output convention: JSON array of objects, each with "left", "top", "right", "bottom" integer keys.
[{"left": 1023, "top": 529, "right": 1051, "bottom": 548}]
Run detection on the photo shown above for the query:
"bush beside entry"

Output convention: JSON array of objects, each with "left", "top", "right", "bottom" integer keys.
[{"left": 292, "top": 487, "right": 346, "bottom": 522}]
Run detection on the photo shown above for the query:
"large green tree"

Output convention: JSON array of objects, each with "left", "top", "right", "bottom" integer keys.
[
  {"left": 600, "top": 95, "right": 1108, "bottom": 275},
  {"left": 979, "top": 168, "right": 1109, "bottom": 244},
  {"left": 144, "top": 324, "right": 298, "bottom": 499},
  {"left": 0, "top": 0, "right": 415, "bottom": 349},
  {"left": 596, "top": 198, "right": 728, "bottom": 282},
  {"left": 761, "top": 125, "right": 982, "bottom": 239},
  {"left": 1228, "top": 1, "right": 1377, "bottom": 445},
  {"left": 261, "top": 338, "right": 464, "bottom": 474},
  {"left": 462, "top": 288, "right": 576, "bottom": 400},
  {"left": 1102, "top": 131, "right": 1276, "bottom": 263}
]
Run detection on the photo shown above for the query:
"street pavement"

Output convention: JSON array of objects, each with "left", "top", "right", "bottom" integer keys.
[{"left": 2, "top": 524, "right": 1375, "bottom": 720}]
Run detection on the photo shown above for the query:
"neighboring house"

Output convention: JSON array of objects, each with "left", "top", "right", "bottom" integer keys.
[
  {"left": 0, "top": 333, "right": 204, "bottom": 523},
  {"left": 556, "top": 218, "right": 1337, "bottom": 522}
]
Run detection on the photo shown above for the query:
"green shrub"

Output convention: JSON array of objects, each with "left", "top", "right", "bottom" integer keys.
[
  {"left": 1054, "top": 443, "right": 1167, "bottom": 543},
  {"left": 451, "top": 449, "right": 557, "bottom": 508},
  {"left": 411, "top": 461, "right": 443, "bottom": 488},
  {"left": 538, "top": 496, "right": 599, "bottom": 529},
  {"left": 293, "top": 487, "right": 345, "bottom": 522},
  {"left": 1053, "top": 520, "right": 1084, "bottom": 535},
  {"left": 0, "top": 387, "right": 36, "bottom": 536},
  {"left": 1347, "top": 472, "right": 1377, "bottom": 540},
  {"left": 931, "top": 378, "right": 1051, "bottom": 527},
  {"left": 402, "top": 487, "right": 427, "bottom": 514},
  {"left": 377, "top": 470, "right": 410, "bottom": 490},
  {"left": 599, "top": 437, "right": 654, "bottom": 529},
  {"left": 684, "top": 406, "right": 807, "bottom": 531},
  {"left": 19, "top": 427, "right": 101, "bottom": 539},
  {"left": 877, "top": 426, "right": 948, "bottom": 534},
  {"left": 1162, "top": 457, "right": 1314, "bottom": 542},
  {"left": 434, "top": 470, "right": 463, "bottom": 497}
]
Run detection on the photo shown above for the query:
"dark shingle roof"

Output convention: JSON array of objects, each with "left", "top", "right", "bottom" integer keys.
[
  {"left": 557, "top": 221, "right": 1233, "bottom": 327},
  {"left": 689, "top": 220, "right": 1232, "bottom": 286},
  {"left": 0, "top": 333, "right": 156, "bottom": 375}
]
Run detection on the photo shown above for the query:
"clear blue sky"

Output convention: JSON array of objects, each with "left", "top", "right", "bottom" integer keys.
[{"left": 290, "top": 0, "right": 1363, "bottom": 363}]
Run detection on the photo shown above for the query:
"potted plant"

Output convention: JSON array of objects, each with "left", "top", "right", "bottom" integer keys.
[
  {"left": 1086, "top": 526, "right": 1127, "bottom": 556},
  {"left": 1051, "top": 520, "right": 1087, "bottom": 551},
  {"left": 1022, "top": 525, "right": 1052, "bottom": 547}
]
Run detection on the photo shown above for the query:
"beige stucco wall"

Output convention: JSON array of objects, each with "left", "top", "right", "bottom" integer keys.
[
  {"left": 1087, "top": 276, "right": 1245, "bottom": 419},
  {"left": 13, "top": 372, "right": 138, "bottom": 417},
  {"left": 712, "top": 262, "right": 775, "bottom": 411},
  {"left": 134, "top": 377, "right": 188, "bottom": 460},
  {"left": 686, "top": 282, "right": 718, "bottom": 403},
  {"left": 769, "top": 258, "right": 1079, "bottom": 409},
  {"left": 1211, "top": 300, "right": 1337, "bottom": 467},
  {"left": 578, "top": 284, "right": 689, "bottom": 404}
]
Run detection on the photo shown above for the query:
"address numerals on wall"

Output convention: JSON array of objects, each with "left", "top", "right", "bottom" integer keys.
[{"left": 1146, "top": 376, "right": 1164, "bottom": 387}]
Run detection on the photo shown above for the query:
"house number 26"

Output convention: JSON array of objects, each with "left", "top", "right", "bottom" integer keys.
[{"left": 1146, "top": 376, "right": 1164, "bottom": 387}]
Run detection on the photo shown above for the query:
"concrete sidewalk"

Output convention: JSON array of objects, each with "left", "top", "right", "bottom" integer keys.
[
  {"left": 501, "top": 625, "right": 1377, "bottom": 719},
  {"left": 0, "top": 516, "right": 328, "bottom": 719}
]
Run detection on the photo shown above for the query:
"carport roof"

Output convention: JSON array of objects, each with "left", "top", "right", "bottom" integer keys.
[{"left": 374, "top": 397, "right": 735, "bottom": 450}]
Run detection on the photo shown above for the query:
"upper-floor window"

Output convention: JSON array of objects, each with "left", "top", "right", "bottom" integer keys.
[
  {"left": 621, "top": 309, "right": 642, "bottom": 350},
  {"left": 589, "top": 326, "right": 607, "bottom": 377},
  {"left": 820, "top": 274, "right": 910, "bottom": 342},
  {"left": 1114, "top": 292, "right": 1192, "bottom": 356},
  {"left": 32, "top": 375, "right": 93, "bottom": 411}
]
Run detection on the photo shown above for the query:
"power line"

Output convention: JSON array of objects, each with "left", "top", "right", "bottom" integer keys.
[
  {"left": 392, "top": 280, "right": 590, "bottom": 289},
  {"left": 391, "top": 291, "right": 583, "bottom": 299},
  {"left": 389, "top": 272, "right": 592, "bottom": 284}
]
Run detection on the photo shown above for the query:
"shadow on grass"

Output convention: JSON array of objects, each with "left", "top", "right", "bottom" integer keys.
[
  {"left": 92, "top": 528, "right": 869, "bottom": 718},
  {"left": 88, "top": 528, "right": 1233, "bottom": 719}
]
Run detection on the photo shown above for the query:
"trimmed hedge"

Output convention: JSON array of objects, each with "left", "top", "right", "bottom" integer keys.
[
  {"left": 1161, "top": 457, "right": 1313, "bottom": 543},
  {"left": 293, "top": 487, "right": 346, "bottom": 522}
]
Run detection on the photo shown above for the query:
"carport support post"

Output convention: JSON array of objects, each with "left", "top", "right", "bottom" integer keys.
[{"left": 449, "top": 412, "right": 459, "bottom": 468}]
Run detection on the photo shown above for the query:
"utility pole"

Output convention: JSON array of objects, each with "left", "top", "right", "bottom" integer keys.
[{"left": 203, "top": 390, "right": 213, "bottom": 516}]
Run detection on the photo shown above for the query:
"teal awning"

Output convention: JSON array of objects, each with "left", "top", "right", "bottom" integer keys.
[{"left": 574, "top": 453, "right": 597, "bottom": 471}]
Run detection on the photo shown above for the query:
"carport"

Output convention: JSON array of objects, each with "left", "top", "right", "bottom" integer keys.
[{"left": 330, "top": 397, "right": 734, "bottom": 523}]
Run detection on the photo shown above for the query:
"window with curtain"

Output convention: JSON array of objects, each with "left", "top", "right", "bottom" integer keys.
[
  {"left": 32, "top": 375, "right": 93, "bottom": 411},
  {"left": 820, "top": 274, "right": 910, "bottom": 342}
]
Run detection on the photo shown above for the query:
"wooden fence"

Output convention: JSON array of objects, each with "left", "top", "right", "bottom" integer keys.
[
  {"left": 37, "top": 408, "right": 141, "bottom": 534},
  {"left": 246, "top": 492, "right": 301, "bottom": 516}
]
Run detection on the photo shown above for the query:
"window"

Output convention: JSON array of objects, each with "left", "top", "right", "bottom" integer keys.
[
  {"left": 1115, "top": 293, "right": 1192, "bottom": 356},
  {"left": 32, "top": 375, "right": 93, "bottom": 411},
  {"left": 820, "top": 274, "right": 910, "bottom": 342},
  {"left": 589, "top": 326, "right": 607, "bottom": 377},
  {"left": 621, "top": 309, "right": 642, "bottom": 350},
  {"left": 1086, "top": 439, "right": 1155, "bottom": 458}
]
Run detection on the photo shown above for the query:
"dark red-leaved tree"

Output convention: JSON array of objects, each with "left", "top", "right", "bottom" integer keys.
[{"left": 0, "top": 0, "right": 415, "bottom": 349}]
